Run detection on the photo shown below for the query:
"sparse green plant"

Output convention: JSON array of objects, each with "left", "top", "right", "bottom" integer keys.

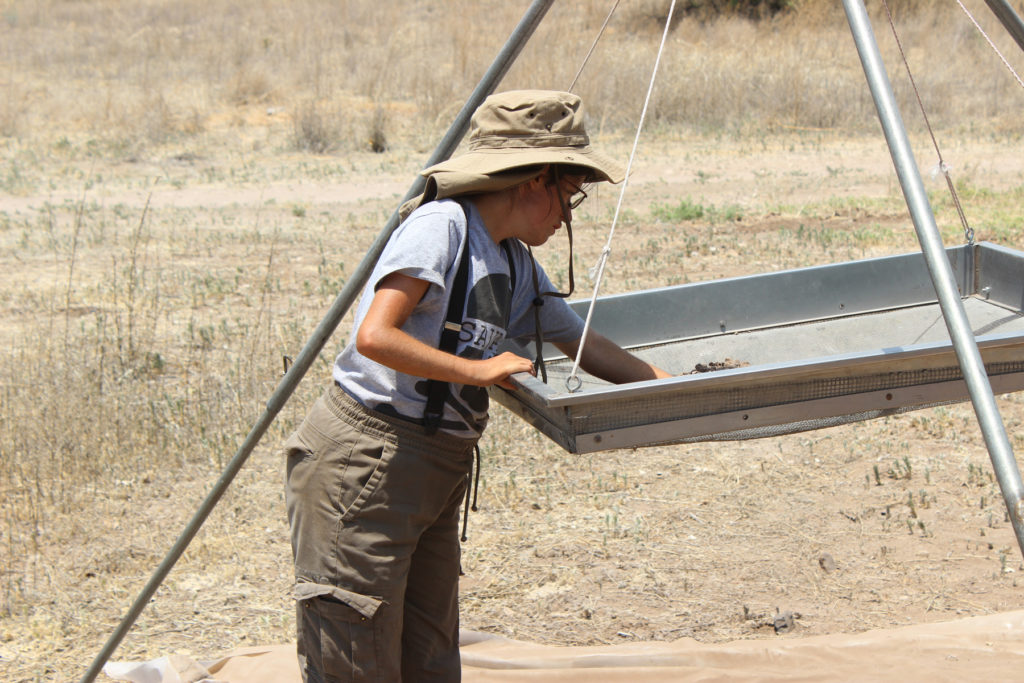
[
  {"left": 651, "top": 197, "right": 706, "bottom": 222},
  {"left": 968, "top": 462, "right": 995, "bottom": 487},
  {"left": 710, "top": 204, "right": 744, "bottom": 223},
  {"left": 887, "top": 458, "right": 912, "bottom": 480}
]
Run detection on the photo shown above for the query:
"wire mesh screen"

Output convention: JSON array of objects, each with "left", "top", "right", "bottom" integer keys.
[
  {"left": 620, "top": 403, "right": 959, "bottom": 444},
  {"left": 550, "top": 360, "right": 1024, "bottom": 436}
]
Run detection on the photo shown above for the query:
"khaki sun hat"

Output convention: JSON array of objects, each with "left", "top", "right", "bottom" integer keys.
[{"left": 400, "top": 90, "right": 624, "bottom": 220}]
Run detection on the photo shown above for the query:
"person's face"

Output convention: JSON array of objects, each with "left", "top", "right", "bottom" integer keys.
[{"left": 515, "top": 173, "right": 588, "bottom": 247}]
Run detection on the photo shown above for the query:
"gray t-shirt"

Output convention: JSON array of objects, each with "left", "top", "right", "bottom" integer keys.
[{"left": 333, "top": 198, "right": 584, "bottom": 438}]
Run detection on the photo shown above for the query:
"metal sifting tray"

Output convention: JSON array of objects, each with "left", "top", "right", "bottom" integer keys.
[{"left": 490, "top": 241, "right": 1024, "bottom": 453}]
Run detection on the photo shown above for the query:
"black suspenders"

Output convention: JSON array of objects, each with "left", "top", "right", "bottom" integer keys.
[
  {"left": 422, "top": 230, "right": 472, "bottom": 435},
  {"left": 422, "top": 203, "right": 517, "bottom": 436}
]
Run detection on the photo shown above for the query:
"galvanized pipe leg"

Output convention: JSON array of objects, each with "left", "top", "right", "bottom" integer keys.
[
  {"left": 842, "top": 0, "right": 1024, "bottom": 558},
  {"left": 984, "top": 0, "right": 1024, "bottom": 55}
]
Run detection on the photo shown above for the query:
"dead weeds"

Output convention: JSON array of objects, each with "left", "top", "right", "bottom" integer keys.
[{"left": 2, "top": 130, "right": 1024, "bottom": 682}]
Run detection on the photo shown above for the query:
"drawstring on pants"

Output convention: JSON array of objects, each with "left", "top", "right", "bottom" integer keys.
[{"left": 460, "top": 445, "right": 482, "bottom": 542}]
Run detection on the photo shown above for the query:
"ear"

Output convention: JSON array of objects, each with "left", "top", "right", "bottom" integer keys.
[
  {"left": 515, "top": 167, "right": 549, "bottom": 197},
  {"left": 530, "top": 164, "right": 551, "bottom": 187}
]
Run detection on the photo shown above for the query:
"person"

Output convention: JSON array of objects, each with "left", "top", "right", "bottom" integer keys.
[{"left": 283, "top": 89, "right": 672, "bottom": 682}]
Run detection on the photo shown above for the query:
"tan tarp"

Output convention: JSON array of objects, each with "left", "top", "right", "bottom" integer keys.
[{"left": 104, "top": 610, "right": 1024, "bottom": 682}]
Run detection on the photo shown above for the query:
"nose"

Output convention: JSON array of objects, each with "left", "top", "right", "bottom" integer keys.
[{"left": 558, "top": 192, "right": 572, "bottom": 223}]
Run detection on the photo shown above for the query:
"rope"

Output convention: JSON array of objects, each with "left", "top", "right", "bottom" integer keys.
[
  {"left": 567, "top": 0, "right": 622, "bottom": 93},
  {"left": 954, "top": 0, "right": 1024, "bottom": 92},
  {"left": 565, "top": 0, "right": 677, "bottom": 393},
  {"left": 880, "top": 0, "right": 974, "bottom": 244}
]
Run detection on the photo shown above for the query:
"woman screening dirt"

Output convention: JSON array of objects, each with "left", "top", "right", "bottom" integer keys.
[{"left": 283, "top": 90, "right": 671, "bottom": 682}]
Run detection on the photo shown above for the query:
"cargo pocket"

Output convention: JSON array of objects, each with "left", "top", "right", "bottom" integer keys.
[{"left": 296, "top": 586, "right": 382, "bottom": 682}]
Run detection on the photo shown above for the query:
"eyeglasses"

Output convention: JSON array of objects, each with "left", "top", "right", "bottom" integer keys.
[
  {"left": 549, "top": 179, "right": 587, "bottom": 211},
  {"left": 566, "top": 184, "right": 588, "bottom": 210},
  {"left": 547, "top": 168, "right": 589, "bottom": 212}
]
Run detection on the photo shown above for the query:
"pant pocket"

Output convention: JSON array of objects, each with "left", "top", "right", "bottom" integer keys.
[
  {"left": 297, "top": 595, "right": 379, "bottom": 682},
  {"left": 285, "top": 396, "right": 390, "bottom": 523},
  {"left": 337, "top": 434, "right": 392, "bottom": 524}
]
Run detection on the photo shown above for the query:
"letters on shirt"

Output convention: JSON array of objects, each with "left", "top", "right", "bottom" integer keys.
[{"left": 459, "top": 318, "right": 506, "bottom": 358}]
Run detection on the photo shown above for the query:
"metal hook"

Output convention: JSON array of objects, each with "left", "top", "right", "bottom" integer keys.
[{"left": 565, "top": 374, "right": 583, "bottom": 393}]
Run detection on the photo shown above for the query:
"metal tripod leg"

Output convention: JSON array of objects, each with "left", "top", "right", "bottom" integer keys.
[
  {"left": 842, "top": 0, "right": 1024, "bottom": 559},
  {"left": 984, "top": 0, "right": 1024, "bottom": 55}
]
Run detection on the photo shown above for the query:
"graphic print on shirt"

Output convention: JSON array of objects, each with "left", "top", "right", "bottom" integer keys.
[
  {"left": 458, "top": 272, "right": 512, "bottom": 359},
  {"left": 454, "top": 271, "right": 513, "bottom": 422}
]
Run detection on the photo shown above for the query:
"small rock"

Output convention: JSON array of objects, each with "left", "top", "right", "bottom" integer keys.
[
  {"left": 773, "top": 611, "right": 795, "bottom": 634},
  {"left": 818, "top": 553, "right": 837, "bottom": 572}
]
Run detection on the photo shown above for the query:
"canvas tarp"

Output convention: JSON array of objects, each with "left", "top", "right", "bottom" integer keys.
[{"left": 103, "top": 609, "right": 1024, "bottom": 682}]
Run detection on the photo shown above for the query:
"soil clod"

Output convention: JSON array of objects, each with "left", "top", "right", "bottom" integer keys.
[{"left": 690, "top": 358, "right": 750, "bottom": 373}]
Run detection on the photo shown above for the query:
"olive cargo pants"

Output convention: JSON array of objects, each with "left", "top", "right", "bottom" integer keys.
[{"left": 284, "top": 385, "right": 476, "bottom": 682}]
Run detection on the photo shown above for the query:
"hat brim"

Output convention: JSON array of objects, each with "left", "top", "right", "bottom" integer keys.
[{"left": 422, "top": 146, "right": 625, "bottom": 185}]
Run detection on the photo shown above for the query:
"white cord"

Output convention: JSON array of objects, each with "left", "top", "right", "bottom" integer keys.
[
  {"left": 566, "top": 0, "right": 677, "bottom": 392},
  {"left": 954, "top": 0, "right": 1024, "bottom": 91}
]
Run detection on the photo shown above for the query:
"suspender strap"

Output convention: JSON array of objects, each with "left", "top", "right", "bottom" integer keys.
[
  {"left": 501, "top": 240, "right": 517, "bottom": 294},
  {"left": 422, "top": 234, "right": 471, "bottom": 435},
  {"left": 422, "top": 200, "right": 519, "bottom": 435}
]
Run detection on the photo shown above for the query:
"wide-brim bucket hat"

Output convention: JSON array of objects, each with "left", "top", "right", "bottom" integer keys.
[{"left": 400, "top": 90, "right": 624, "bottom": 220}]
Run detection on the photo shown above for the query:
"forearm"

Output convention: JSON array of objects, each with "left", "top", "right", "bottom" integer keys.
[
  {"left": 357, "top": 324, "right": 534, "bottom": 389},
  {"left": 359, "top": 273, "right": 535, "bottom": 389},
  {"left": 555, "top": 332, "right": 671, "bottom": 384},
  {"left": 358, "top": 325, "right": 479, "bottom": 385}
]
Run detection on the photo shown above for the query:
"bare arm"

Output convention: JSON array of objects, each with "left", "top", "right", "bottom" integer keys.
[
  {"left": 356, "top": 272, "right": 535, "bottom": 390},
  {"left": 554, "top": 331, "right": 672, "bottom": 385}
]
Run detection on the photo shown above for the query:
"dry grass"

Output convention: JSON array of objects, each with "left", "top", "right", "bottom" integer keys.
[
  {"left": 2, "top": 0, "right": 1024, "bottom": 681},
  {"left": 1, "top": 0, "right": 1023, "bottom": 158},
  {"left": 3, "top": 132, "right": 1023, "bottom": 681}
]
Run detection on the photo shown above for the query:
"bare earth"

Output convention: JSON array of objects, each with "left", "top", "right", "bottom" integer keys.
[{"left": 2, "top": 128, "right": 1024, "bottom": 681}]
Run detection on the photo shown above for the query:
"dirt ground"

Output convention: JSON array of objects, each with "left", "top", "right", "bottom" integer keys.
[{"left": 2, "top": 126, "right": 1024, "bottom": 681}]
